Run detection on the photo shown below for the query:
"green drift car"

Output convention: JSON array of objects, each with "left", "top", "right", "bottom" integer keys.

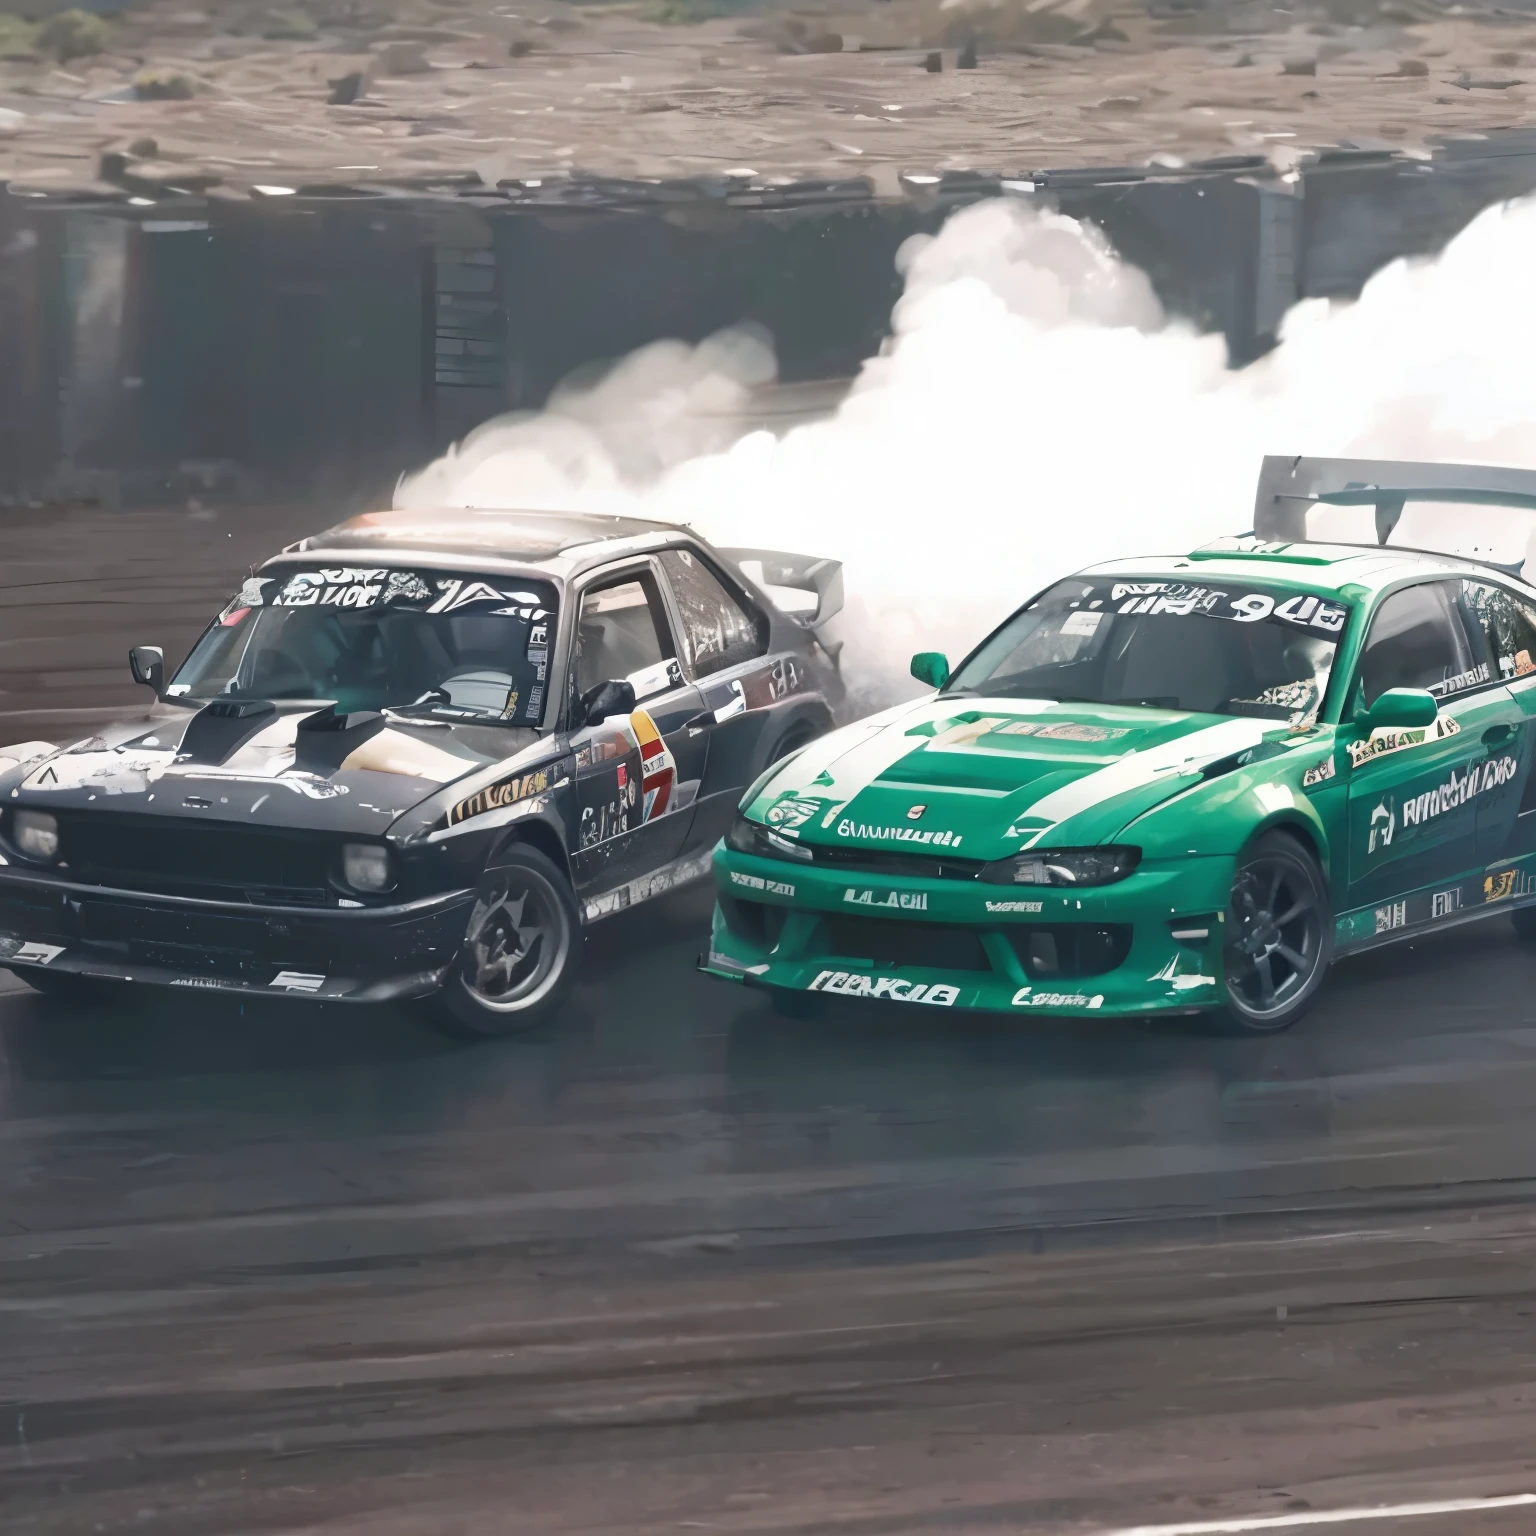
[{"left": 701, "top": 456, "right": 1536, "bottom": 1033}]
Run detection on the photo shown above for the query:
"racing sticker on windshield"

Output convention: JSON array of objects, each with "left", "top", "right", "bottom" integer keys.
[
  {"left": 1092, "top": 583, "right": 1348, "bottom": 635},
  {"left": 1429, "top": 662, "right": 1491, "bottom": 698}
]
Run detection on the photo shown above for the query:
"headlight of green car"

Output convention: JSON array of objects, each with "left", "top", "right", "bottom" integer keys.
[
  {"left": 979, "top": 846, "right": 1141, "bottom": 887},
  {"left": 725, "top": 813, "right": 814, "bottom": 863}
]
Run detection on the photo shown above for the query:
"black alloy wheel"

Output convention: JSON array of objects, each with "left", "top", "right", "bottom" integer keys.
[
  {"left": 1219, "top": 831, "right": 1333, "bottom": 1035},
  {"left": 423, "top": 842, "right": 580, "bottom": 1039}
]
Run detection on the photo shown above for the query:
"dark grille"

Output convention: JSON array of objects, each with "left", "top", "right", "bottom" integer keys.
[
  {"left": 720, "top": 896, "right": 788, "bottom": 950},
  {"left": 798, "top": 845, "right": 985, "bottom": 881},
  {"left": 820, "top": 915, "right": 991, "bottom": 972},
  {"left": 1003, "top": 925, "right": 1131, "bottom": 979},
  {"left": 57, "top": 814, "right": 335, "bottom": 906}
]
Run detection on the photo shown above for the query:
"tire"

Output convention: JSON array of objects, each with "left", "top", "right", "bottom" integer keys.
[
  {"left": 420, "top": 842, "right": 581, "bottom": 1040},
  {"left": 1217, "top": 831, "right": 1333, "bottom": 1036}
]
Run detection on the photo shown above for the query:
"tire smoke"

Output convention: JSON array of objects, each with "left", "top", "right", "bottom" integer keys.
[{"left": 396, "top": 194, "right": 1536, "bottom": 708}]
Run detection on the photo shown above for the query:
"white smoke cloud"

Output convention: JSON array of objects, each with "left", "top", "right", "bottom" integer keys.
[{"left": 396, "top": 194, "right": 1536, "bottom": 709}]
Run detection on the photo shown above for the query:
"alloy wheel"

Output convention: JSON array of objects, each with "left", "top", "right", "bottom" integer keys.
[
  {"left": 461, "top": 866, "right": 571, "bottom": 1014},
  {"left": 1223, "top": 848, "right": 1327, "bottom": 1025}
]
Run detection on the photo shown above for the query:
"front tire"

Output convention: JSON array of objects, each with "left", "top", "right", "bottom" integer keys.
[
  {"left": 1217, "top": 831, "right": 1333, "bottom": 1035},
  {"left": 421, "top": 843, "right": 581, "bottom": 1039}
]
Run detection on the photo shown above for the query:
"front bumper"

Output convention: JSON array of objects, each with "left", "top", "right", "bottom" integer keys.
[
  {"left": 0, "top": 868, "right": 475, "bottom": 1003},
  {"left": 699, "top": 844, "right": 1235, "bottom": 1017}
]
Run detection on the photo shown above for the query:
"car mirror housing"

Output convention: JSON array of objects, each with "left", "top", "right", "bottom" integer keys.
[
  {"left": 128, "top": 645, "right": 165, "bottom": 695},
  {"left": 1366, "top": 686, "right": 1438, "bottom": 731},
  {"left": 581, "top": 677, "right": 637, "bottom": 726},
  {"left": 910, "top": 651, "right": 950, "bottom": 690}
]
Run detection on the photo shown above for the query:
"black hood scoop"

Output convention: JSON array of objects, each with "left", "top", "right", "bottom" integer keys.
[{"left": 179, "top": 699, "right": 278, "bottom": 765}]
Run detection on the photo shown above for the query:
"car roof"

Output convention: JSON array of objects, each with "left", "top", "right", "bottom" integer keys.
[
  {"left": 1080, "top": 539, "right": 1525, "bottom": 597},
  {"left": 275, "top": 507, "right": 688, "bottom": 568}
]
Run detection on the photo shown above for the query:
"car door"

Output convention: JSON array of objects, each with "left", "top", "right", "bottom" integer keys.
[
  {"left": 1345, "top": 578, "right": 1513, "bottom": 918},
  {"left": 567, "top": 560, "right": 708, "bottom": 892},
  {"left": 1461, "top": 578, "right": 1536, "bottom": 870},
  {"left": 656, "top": 545, "right": 792, "bottom": 852}
]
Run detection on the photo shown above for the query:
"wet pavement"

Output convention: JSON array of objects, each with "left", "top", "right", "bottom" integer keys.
[{"left": 7, "top": 884, "right": 1536, "bottom": 1534}]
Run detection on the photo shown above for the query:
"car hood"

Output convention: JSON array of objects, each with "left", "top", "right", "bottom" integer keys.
[
  {"left": 746, "top": 695, "right": 1299, "bottom": 860},
  {"left": 0, "top": 705, "right": 545, "bottom": 836}
]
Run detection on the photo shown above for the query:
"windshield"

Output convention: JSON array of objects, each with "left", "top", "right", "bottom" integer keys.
[
  {"left": 950, "top": 577, "right": 1350, "bottom": 728},
  {"left": 169, "top": 566, "right": 557, "bottom": 725}
]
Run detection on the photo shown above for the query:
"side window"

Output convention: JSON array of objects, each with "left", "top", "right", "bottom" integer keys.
[
  {"left": 1463, "top": 580, "right": 1536, "bottom": 683},
  {"left": 1357, "top": 582, "right": 1480, "bottom": 707},
  {"left": 659, "top": 548, "right": 766, "bottom": 678},
  {"left": 575, "top": 572, "right": 676, "bottom": 697}
]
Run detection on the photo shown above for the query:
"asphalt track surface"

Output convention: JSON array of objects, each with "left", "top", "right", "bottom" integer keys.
[
  {"left": 9, "top": 885, "right": 1536, "bottom": 1536},
  {"left": 10, "top": 507, "right": 1536, "bottom": 1533}
]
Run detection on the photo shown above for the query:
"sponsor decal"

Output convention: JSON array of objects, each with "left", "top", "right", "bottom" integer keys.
[
  {"left": 768, "top": 657, "right": 801, "bottom": 701},
  {"left": 1518, "top": 649, "right": 1536, "bottom": 678},
  {"left": 712, "top": 680, "right": 748, "bottom": 722},
  {"left": 1400, "top": 755, "right": 1518, "bottom": 830},
  {"left": 1011, "top": 986, "right": 1104, "bottom": 1009},
  {"left": 626, "top": 657, "right": 685, "bottom": 701},
  {"left": 843, "top": 888, "right": 929, "bottom": 912},
  {"left": 1432, "top": 887, "right": 1464, "bottom": 919},
  {"left": 985, "top": 899, "right": 1044, "bottom": 913},
  {"left": 270, "top": 971, "right": 326, "bottom": 993},
  {"left": 763, "top": 796, "right": 822, "bottom": 833},
  {"left": 1368, "top": 800, "right": 1395, "bottom": 854},
  {"left": 1348, "top": 715, "right": 1461, "bottom": 768},
  {"left": 836, "top": 820, "right": 963, "bottom": 848},
  {"left": 1484, "top": 869, "right": 1530, "bottom": 904},
  {"left": 1104, "top": 584, "right": 1348, "bottom": 634},
  {"left": 1375, "top": 900, "right": 1407, "bottom": 934},
  {"left": 450, "top": 766, "right": 552, "bottom": 826},
  {"left": 631, "top": 709, "right": 676, "bottom": 823},
  {"left": 1302, "top": 757, "right": 1336, "bottom": 787},
  {"left": 171, "top": 976, "right": 225, "bottom": 989},
  {"left": 808, "top": 970, "right": 959, "bottom": 1005},
  {"left": 1061, "top": 610, "right": 1103, "bottom": 637},
  {"left": 0, "top": 939, "right": 65, "bottom": 965},
  {"left": 1430, "top": 661, "right": 1491, "bottom": 698},
  {"left": 930, "top": 716, "right": 1011, "bottom": 749},
  {"left": 729, "top": 870, "right": 796, "bottom": 898},
  {"left": 996, "top": 720, "right": 1132, "bottom": 744},
  {"left": 907, "top": 803, "right": 926, "bottom": 820}
]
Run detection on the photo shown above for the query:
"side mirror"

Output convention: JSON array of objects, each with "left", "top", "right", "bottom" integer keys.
[
  {"left": 128, "top": 645, "right": 165, "bottom": 696},
  {"left": 580, "top": 678, "right": 636, "bottom": 726},
  {"left": 910, "top": 651, "right": 950, "bottom": 690},
  {"left": 1365, "top": 686, "right": 1438, "bottom": 731}
]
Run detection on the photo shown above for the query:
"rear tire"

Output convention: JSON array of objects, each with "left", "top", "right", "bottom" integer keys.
[
  {"left": 420, "top": 843, "right": 581, "bottom": 1040},
  {"left": 1217, "top": 831, "right": 1333, "bottom": 1036}
]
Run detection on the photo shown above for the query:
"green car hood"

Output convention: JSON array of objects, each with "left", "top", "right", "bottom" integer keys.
[{"left": 746, "top": 696, "right": 1298, "bottom": 860}]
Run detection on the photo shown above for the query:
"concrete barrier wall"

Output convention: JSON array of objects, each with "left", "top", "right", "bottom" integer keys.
[{"left": 3, "top": 129, "right": 1536, "bottom": 506}]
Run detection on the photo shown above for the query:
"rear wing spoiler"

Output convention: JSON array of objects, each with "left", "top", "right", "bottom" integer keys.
[
  {"left": 1252, "top": 455, "right": 1536, "bottom": 575},
  {"left": 718, "top": 547, "right": 844, "bottom": 629}
]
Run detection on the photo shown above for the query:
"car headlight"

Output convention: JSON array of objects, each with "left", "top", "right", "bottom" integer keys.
[
  {"left": 13, "top": 809, "right": 59, "bottom": 862},
  {"left": 341, "top": 842, "right": 395, "bottom": 893},
  {"left": 981, "top": 845, "right": 1140, "bottom": 887},
  {"left": 724, "top": 813, "right": 812, "bottom": 863}
]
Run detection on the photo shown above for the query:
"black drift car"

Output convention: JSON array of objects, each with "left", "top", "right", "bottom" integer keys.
[{"left": 0, "top": 509, "right": 842, "bottom": 1035}]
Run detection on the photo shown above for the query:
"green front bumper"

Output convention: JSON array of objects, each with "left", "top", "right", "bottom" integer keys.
[{"left": 699, "top": 843, "right": 1236, "bottom": 1018}]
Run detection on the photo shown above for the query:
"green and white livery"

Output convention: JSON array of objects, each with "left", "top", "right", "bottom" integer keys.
[{"left": 701, "top": 456, "right": 1536, "bottom": 1033}]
